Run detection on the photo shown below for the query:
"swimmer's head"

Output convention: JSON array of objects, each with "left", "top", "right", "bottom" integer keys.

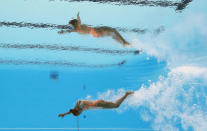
[
  {"left": 70, "top": 109, "right": 79, "bottom": 116},
  {"left": 69, "top": 19, "right": 78, "bottom": 28}
]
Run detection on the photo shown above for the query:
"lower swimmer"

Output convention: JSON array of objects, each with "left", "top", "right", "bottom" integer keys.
[{"left": 58, "top": 91, "right": 134, "bottom": 117}]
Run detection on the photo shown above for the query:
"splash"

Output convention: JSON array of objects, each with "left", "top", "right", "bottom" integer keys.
[
  {"left": 132, "top": 13, "right": 207, "bottom": 68},
  {"left": 97, "top": 66, "right": 207, "bottom": 130},
  {"left": 95, "top": 13, "right": 207, "bottom": 130},
  {"left": 127, "top": 66, "right": 207, "bottom": 130}
]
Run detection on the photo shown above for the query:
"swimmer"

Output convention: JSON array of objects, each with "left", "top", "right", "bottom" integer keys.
[
  {"left": 58, "top": 12, "right": 131, "bottom": 48},
  {"left": 58, "top": 91, "right": 134, "bottom": 117}
]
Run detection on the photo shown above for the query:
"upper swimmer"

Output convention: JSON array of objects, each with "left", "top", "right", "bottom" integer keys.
[
  {"left": 58, "top": 91, "right": 134, "bottom": 117},
  {"left": 58, "top": 12, "right": 131, "bottom": 48}
]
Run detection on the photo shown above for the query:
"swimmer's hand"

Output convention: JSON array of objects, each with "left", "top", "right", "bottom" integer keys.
[{"left": 58, "top": 113, "right": 65, "bottom": 118}]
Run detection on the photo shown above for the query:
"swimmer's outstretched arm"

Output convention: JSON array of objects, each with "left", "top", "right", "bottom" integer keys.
[
  {"left": 58, "top": 110, "right": 72, "bottom": 117},
  {"left": 58, "top": 101, "right": 79, "bottom": 117},
  {"left": 77, "top": 12, "right": 81, "bottom": 29}
]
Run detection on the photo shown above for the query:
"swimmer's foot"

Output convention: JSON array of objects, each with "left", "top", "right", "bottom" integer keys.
[
  {"left": 126, "top": 91, "right": 134, "bottom": 96},
  {"left": 124, "top": 42, "right": 132, "bottom": 48}
]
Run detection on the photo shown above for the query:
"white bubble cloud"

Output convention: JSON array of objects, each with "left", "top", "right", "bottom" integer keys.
[
  {"left": 97, "top": 66, "right": 207, "bottom": 130},
  {"left": 131, "top": 13, "right": 207, "bottom": 68},
  {"left": 95, "top": 12, "right": 207, "bottom": 131}
]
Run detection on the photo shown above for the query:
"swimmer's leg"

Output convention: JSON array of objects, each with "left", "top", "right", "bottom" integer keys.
[
  {"left": 113, "top": 91, "right": 134, "bottom": 107},
  {"left": 111, "top": 29, "right": 131, "bottom": 48},
  {"left": 96, "top": 91, "right": 134, "bottom": 109},
  {"left": 95, "top": 27, "right": 131, "bottom": 48}
]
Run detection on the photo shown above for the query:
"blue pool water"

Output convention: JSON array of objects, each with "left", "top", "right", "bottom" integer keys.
[{"left": 0, "top": 0, "right": 207, "bottom": 131}]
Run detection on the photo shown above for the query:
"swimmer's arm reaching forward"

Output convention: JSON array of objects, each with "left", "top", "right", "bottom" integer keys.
[
  {"left": 58, "top": 110, "right": 72, "bottom": 117},
  {"left": 58, "top": 12, "right": 81, "bottom": 34},
  {"left": 77, "top": 12, "right": 81, "bottom": 29},
  {"left": 58, "top": 101, "right": 81, "bottom": 117}
]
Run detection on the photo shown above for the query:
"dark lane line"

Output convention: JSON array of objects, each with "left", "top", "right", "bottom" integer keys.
[
  {"left": 0, "top": 21, "right": 164, "bottom": 35},
  {"left": 0, "top": 21, "right": 73, "bottom": 30},
  {"left": 52, "top": 0, "right": 192, "bottom": 11},
  {"left": 0, "top": 43, "right": 141, "bottom": 55},
  {"left": 0, "top": 59, "right": 127, "bottom": 68}
]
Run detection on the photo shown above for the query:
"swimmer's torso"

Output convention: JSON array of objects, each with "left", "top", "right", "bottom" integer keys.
[
  {"left": 75, "top": 25, "right": 99, "bottom": 37},
  {"left": 78, "top": 100, "right": 97, "bottom": 110}
]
